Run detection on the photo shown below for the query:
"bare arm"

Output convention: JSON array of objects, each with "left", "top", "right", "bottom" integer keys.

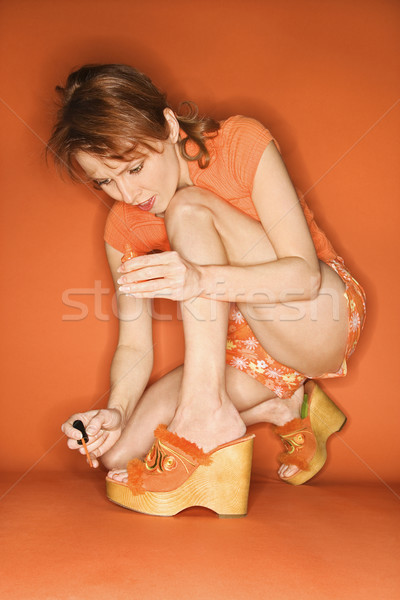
[
  {"left": 115, "top": 142, "right": 321, "bottom": 305},
  {"left": 198, "top": 141, "right": 321, "bottom": 303},
  {"left": 61, "top": 243, "right": 154, "bottom": 466},
  {"left": 105, "top": 242, "right": 154, "bottom": 424}
]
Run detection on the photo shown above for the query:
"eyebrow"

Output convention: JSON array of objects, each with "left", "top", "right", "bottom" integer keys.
[
  {"left": 92, "top": 165, "right": 126, "bottom": 181},
  {"left": 92, "top": 158, "right": 142, "bottom": 181}
]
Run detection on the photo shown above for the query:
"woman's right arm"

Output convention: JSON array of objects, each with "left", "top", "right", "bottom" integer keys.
[
  {"left": 61, "top": 242, "right": 154, "bottom": 466},
  {"left": 105, "top": 242, "right": 154, "bottom": 423}
]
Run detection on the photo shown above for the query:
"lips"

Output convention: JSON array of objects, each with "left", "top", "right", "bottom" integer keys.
[{"left": 138, "top": 196, "right": 155, "bottom": 211}]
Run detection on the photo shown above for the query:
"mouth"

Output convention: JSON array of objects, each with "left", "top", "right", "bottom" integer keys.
[{"left": 137, "top": 196, "right": 156, "bottom": 211}]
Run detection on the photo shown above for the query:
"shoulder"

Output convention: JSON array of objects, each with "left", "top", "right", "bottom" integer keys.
[
  {"left": 217, "top": 115, "right": 275, "bottom": 163},
  {"left": 218, "top": 115, "right": 273, "bottom": 146},
  {"left": 220, "top": 114, "right": 269, "bottom": 133},
  {"left": 104, "top": 201, "right": 166, "bottom": 255},
  {"left": 217, "top": 116, "right": 276, "bottom": 187}
]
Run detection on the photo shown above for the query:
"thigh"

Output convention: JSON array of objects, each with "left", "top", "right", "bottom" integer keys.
[
  {"left": 225, "top": 365, "right": 277, "bottom": 409},
  {"left": 238, "top": 261, "right": 349, "bottom": 376},
  {"left": 188, "top": 191, "right": 349, "bottom": 375},
  {"left": 170, "top": 189, "right": 349, "bottom": 378},
  {"left": 181, "top": 189, "right": 278, "bottom": 266}
]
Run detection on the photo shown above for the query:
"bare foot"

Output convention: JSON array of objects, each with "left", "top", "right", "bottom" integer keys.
[
  {"left": 278, "top": 464, "right": 300, "bottom": 479},
  {"left": 107, "top": 386, "right": 305, "bottom": 481},
  {"left": 107, "top": 468, "right": 128, "bottom": 483},
  {"left": 169, "top": 393, "right": 246, "bottom": 452},
  {"left": 275, "top": 385, "right": 304, "bottom": 481}
]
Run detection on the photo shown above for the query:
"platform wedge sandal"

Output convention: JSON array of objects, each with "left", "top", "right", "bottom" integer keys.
[
  {"left": 275, "top": 380, "right": 347, "bottom": 485},
  {"left": 106, "top": 425, "right": 255, "bottom": 517}
]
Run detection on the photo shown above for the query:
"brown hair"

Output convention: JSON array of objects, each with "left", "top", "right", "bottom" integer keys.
[{"left": 47, "top": 64, "right": 220, "bottom": 180}]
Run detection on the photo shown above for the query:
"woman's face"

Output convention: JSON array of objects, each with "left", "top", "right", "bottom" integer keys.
[{"left": 74, "top": 110, "right": 191, "bottom": 217}]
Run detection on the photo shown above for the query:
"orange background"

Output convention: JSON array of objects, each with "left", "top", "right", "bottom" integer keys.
[{"left": 0, "top": 0, "right": 399, "bottom": 486}]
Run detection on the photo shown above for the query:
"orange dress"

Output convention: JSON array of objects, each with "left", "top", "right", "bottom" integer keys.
[{"left": 104, "top": 116, "right": 366, "bottom": 398}]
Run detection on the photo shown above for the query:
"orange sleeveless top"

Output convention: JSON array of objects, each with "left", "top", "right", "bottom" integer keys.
[{"left": 104, "top": 115, "right": 339, "bottom": 264}]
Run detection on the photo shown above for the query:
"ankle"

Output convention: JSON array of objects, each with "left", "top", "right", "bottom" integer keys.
[
  {"left": 264, "top": 402, "right": 297, "bottom": 426},
  {"left": 178, "top": 384, "right": 228, "bottom": 409},
  {"left": 252, "top": 386, "right": 304, "bottom": 427},
  {"left": 274, "top": 386, "right": 304, "bottom": 426}
]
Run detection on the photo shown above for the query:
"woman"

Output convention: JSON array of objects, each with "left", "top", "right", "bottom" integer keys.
[{"left": 49, "top": 64, "right": 365, "bottom": 516}]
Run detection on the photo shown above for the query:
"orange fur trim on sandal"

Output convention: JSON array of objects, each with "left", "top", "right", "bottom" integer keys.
[
  {"left": 127, "top": 459, "right": 146, "bottom": 495},
  {"left": 125, "top": 425, "right": 213, "bottom": 497},
  {"left": 274, "top": 380, "right": 347, "bottom": 485},
  {"left": 274, "top": 417, "right": 305, "bottom": 436},
  {"left": 154, "top": 425, "right": 212, "bottom": 466},
  {"left": 274, "top": 420, "right": 316, "bottom": 472},
  {"left": 106, "top": 430, "right": 256, "bottom": 517}
]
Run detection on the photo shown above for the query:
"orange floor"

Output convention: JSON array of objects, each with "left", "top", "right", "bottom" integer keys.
[{"left": 1, "top": 471, "right": 399, "bottom": 600}]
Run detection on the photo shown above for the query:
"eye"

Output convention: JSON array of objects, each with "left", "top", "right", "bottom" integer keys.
[
  {"left": 129, "top": 163, "right": 143, "bottom": 175},
  {"left": 93, "top": 178, "right": 112, "bottom": 189}
]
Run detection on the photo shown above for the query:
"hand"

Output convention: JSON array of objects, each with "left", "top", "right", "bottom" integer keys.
[
  {"left": 116, "top": 250, "right": 202, "bottom": 301},
  {"left": 61, "top": 408, "right": 123, "bottom": 468}
]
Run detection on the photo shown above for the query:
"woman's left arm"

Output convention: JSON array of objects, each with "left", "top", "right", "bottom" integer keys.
[
  {"left": 198, "top": 141, "right": 322, "bottom": 304},
  {"left": 118, "top": 143, "right": 322, "bottom": 305}
]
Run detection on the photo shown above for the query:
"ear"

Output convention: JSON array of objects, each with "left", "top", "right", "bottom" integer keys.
[{"left": 163, "top": 108, "right": 180, "bottom": 143}]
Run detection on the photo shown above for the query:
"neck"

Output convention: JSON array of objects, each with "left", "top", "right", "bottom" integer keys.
[{"left": 175, "top": 141, "right": 193, "bottom": 189}]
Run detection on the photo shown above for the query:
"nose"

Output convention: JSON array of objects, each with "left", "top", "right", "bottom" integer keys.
[{"left": 117, "top": 177, "right": 140, "bottom": 205}]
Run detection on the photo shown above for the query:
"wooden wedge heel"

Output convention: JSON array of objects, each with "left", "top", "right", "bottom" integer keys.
[
  {"left": 106, "top": 425, "right": 255, "bottom": 517},
  {"left": 275, "top": 380, "right": 346, "bottom": 485}
]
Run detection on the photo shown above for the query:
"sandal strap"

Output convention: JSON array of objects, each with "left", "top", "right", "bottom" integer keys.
[
  {"left": 274, "top": 416, "right": 308, "bottom": 436},
  {"left": 275, "top": 419, "right": 317, "bottom": 472},
  {"left": 154, "top": 424, "right": 212, "bottom": 465},
  {"left": 127, "top": 459, "right": 146, "bottom": 494},
  {"left": 127, "top": 426, "right": 211, "bottom": 495},
  {"left": 278, "top": 453, "right": 311, "bottom": 470}
]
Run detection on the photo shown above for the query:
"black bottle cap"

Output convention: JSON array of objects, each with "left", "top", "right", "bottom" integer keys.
[{"left": 72, "top": 420, "right": 89, "bottom": 445}]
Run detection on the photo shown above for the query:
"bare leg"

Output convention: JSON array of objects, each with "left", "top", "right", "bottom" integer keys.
[
  {"left": 163, "top": 190, "right": 246, "bottom": 451},
  {"left": 106, "top": 186, "right": 348, "bottom": 480},
  {"left": 104, "top": 365, "right": 303, "bottom": 481},
  {"left": 163, "top": 188, "right": 347, "bottom": 446}
]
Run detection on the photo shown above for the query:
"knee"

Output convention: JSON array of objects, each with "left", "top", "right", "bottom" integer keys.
[{"left": 164, "top": 186, "right": 216, "bottom": 231}]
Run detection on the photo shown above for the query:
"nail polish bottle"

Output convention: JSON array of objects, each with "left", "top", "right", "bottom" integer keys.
[{"left": 122, "top": 243, "right": 137, "bottom": 264}]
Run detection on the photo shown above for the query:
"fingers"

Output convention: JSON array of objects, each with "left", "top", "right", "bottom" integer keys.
[
  {"left": 85, "top": 412, "right": 109, "bottom": 437},
  {"left": 82, "top": 429, "right": 111, "bottom": 454},
  {"left": 77, "top": 428, "right": 121, "bottom": 468},
  {"left": 62, "top": 409, "right": 122, "bottom": 469},
  {"left": 72, "top": 430, "right": 110, "bottom": 467},
  {"left": 67, "top": 427, "right": 103, "bottom": 451},
  {"left": 62, "top": 409, "right": 119, "bottom": 448},
  {"left": 119, "top": 279, "right": 182, "bottom": 298},
  {"left": 117, "top": 254, "right": 184, "bottom": 287},
  {"left": 62, "top": 409, "right": 120, "bottom": 439},
  {"left": 77, "top": 444, "right": 99, "bottom": 469},
  {"left": 61, "top": 411, "right": 98, "bottom": 442},
  {"left": 118, "top": 265, "right": 173, "bottom": 284},
  {"left": 116, "top": 251, "right": 190, "bottom": 299},
  {"left": 86, "top": 433, "right": 116, "bottom": 459},
  {"left": 89, "top": 408, "right": 122, "bottom": 432},
  {"left": 117, "top": 251, "right": 177, "bottom": 273}
]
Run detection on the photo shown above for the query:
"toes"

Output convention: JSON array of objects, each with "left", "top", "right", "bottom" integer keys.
[
  {"left": 278, "top": 465, "right": 300, "bottom": 479},
  {"left": 107, "top": 469, "right": 129, "bottom": 483},
  {"left": 285, "top": 466, "right": 298, "bottom": 478}
]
